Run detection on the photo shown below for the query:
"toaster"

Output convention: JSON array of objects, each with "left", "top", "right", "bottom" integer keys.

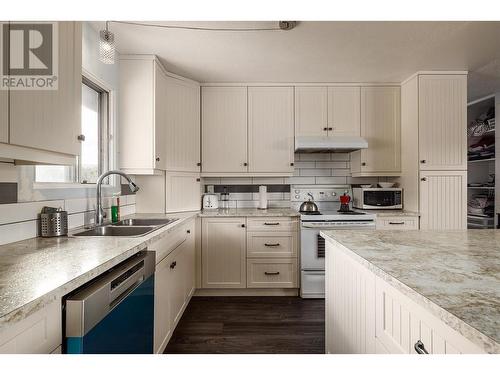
[{"left": 202, "top": 193, "right": 219, "bottom": 209}]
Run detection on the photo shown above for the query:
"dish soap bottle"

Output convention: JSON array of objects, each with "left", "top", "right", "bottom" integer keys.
[{"left": 111, "top": 196, "right": 120, "bottom": 223}]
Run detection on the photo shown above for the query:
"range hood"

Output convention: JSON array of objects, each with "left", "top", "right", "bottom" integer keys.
[{"left": 295, "top": 136, "right": 368, "bottom": 153}]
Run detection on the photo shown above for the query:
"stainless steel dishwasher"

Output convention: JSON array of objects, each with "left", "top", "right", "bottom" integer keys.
[{"left": 64, "top": 251, "right": 155, "bottom": 354}]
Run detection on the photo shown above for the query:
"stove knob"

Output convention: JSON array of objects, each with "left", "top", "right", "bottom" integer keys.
[
  {"left": 294, "top": 190, "right": 300, "bottom": 194},
  {"left": 295, "top": 195, "right": 300, "bottom": 199},
  {"left": 332, "top": 192, "right": 336, "bottom": 196}
]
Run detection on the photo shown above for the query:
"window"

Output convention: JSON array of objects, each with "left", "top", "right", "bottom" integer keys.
[{"left": 35, "top": 77, "right": 110, "bottom": 184}]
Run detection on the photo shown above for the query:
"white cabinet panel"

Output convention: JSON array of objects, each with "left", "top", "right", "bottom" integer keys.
[
  {"left": 418, "top": 75, "right": 467, "bottom": 170},
  {"left": 419, "top": 170, "right": 467, "bottom": 230},
  {"left": 154, "top": 252, "right": 173, "bottom": 353},
  {"left": 246, "top": 232, "right": 297, "bottom": 258},
  {"left": 165, "top": 77, "right": 200, "bottom": 172},
  {"left": 376, "top": 216, "right": 419, "bottom": 230},
  {"left": 325, "top": 241, "right": 376, "bottom": 354},
  {"left": 246, "top": 258, "right": 298, "bottom": 288},
  {"left": 202, "top": 217, "right": 246, "bottom": 288},
  {"left": 248, "top": 87, "right": 294, "bottom": 173},
  {"left": 154, "top": 63, "right": 167, "bottom": 170},
  {"left": 328, "top": 86, "right": 361, "bottom": 136},
  {"left": 201, "top": 87, "right": 247, "bottom": 173},
  {"left": 0, "top": 299, "right": 61, "bottom": 354},
  {"left": 0, "top": 90, "right": 7, "bottom": 143},
  {"left": 295, "top": 86, "right": 328, "bottom": 137},
  {"left": 9, "top": 22, "right": 81, "bottom": 156},
  {"left": 165, "top": 172, "right": 201, "bottom": 213},
  {"left": 353, "top": 86, "right": 401, "bottom": 176}
]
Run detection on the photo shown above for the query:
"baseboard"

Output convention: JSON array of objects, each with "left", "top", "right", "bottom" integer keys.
[{"left": 194, "top": 288, "right": 299, "bottom": 297}]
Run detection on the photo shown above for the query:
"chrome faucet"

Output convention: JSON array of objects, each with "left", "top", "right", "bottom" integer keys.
[{"left": 95, "top": 170, "right": 139, "bottom": 226}]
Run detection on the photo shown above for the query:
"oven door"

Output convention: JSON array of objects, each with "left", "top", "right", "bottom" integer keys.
[{"left": 300, "top": 226, "right": 326, "bottom": 271}]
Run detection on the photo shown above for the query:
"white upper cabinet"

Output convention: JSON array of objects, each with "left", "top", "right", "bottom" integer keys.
[
  {"left": 9, "top": 22, "right": 82, "bottom": 157},
  {"left": 327, "top": 86, "right": 361, "bottom": 136},
  {"left": 164, "top": 77, "right": 200, "bottom": 172},
  {"left": 418, "top": 75, "right": 467, "bottom": 170},
  {"left": 295, "top": 86, "right": 328, "bottom": 137},
  {"left": 0, "top": 90, "right": 7, "bottom": 144},
  {"left": 294, "top": 86, "right": 360, "bottom": 138},
  {"left": 351, "top": 86, "right": 401, "bottom": 176},
  {"left": 119, "top": 55, "right": 200, "bottom": 174},
  {"left": 248, "top": 87, "right": 294, "bottom": 173},
  {"left": 201, "top": 86, "right": 248, "bottom": 173}
]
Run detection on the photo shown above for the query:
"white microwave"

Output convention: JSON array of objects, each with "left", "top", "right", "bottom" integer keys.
[{"left": 352, "top": 188, "right": 403, "bottom": 210}]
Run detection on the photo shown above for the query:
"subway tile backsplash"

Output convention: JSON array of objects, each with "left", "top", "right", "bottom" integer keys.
[{"left": 202, "top": 152, "right": 385, "bottom": 209}]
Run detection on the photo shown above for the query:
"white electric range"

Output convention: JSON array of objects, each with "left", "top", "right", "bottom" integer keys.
[{"left": 291, "top": 185, "right": 376, "bottom": 299}]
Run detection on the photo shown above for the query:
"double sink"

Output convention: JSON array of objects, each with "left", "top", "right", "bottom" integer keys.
[{"left": 73, "top": 218, "right": 179, "bottom": 237}]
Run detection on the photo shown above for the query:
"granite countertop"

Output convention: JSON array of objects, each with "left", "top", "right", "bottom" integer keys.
[
  {"left": 321, "top": 229, "right": 500, "bottom": 353},
  {"left": 358, "top": 209, "right": 421, "bottom": 217},
  {"left": 199, "top": 208, "right": 300, "bottom": 217},
  {"left": 0, "top": 211, "right": 198, "bottom": 329}
]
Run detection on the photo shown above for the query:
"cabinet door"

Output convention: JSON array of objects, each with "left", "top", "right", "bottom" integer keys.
[
  {"left": 294, "top": 86, "right": 328, "bottom": 137},
  {"left": 248, "top": 87, "right": 294, "bottom": 173},
  {"left": 169, "top": 245, "right": 185, "bottom": 327},
  {"left": 165, "top": 77, "right": 200, "bottom": 172},
  {"left": 0, "top": 90, "right": 7, "bottom": 143},
  {"left": 165, "top": 171, "right": 201, "bottom": 213},
  {"left": 202, "top": 217, "right": 246, "bottom": 288},
  {"left": 418, "top": 75, "right": 467, "bottom": 170},
  {"left": 154, "top": 63, "right": 167, "bottom": 170},
  {"left": 154, "top": 252, "right": 173, "bottom": 353},
  {"left": 183, "top": 221, "right": 196, "bottom": 299},
  {"left": 419, "top": 170, "right": 467, "bottom": 230},
  {"left": 358, "top": 86, "right": 401, "bottom": 174},
  {"left": 9, "top": 22, "right": 81, "bottom": 156},
  {"left": 201, "top": 87, "right": 247, "bottom": 173},
  {"left": 328, "top": 86, "right": 361, "bottom": 136}
]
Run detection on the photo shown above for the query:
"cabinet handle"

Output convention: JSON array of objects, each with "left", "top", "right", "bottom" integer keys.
[
  {"left": 170, "top": 261, "right": 177, "bottom": 269},
  {"left": 264, "top": 222, "right": 280, "bottom": 226},
  {"left": 361, "top": 162, "right": 366, "bottom": 166},
  {"left": 414, "top": 340, "right": 429, "bottom": 354},
  {"left": 420, "top": 160, "right": 426, "bottom": 164},
  {"left": 421, "top": 177, "right": 427, "bottom": 182},
  {"left": 328, "top": 127, "right": 333, "bottom": 131},
  {"left": 156, "top": 157, "right": 160, "bottom": 162},
  {"left": 264, "top": 271, "right": 280, "bottom": 276},
  {"left": 197, "top": 162, "right": 201, "bottom": 167},
  {"left": 187, "top": 229, "right": 191, "bottom": 234},
  {"left": 196, "top": 178, "right": 201, "bottom": 182},
  {"left": 290, "top": 162, "right": 294, "bottom": 166},
  {"left": 323, "top": 127, "right": 328, "bottom": 131},
  {"left": 77, "top": 134, "right": 85, "bottom": 141},
  {"left": 241, "top": 224, "right": 246, "bottom": 228},
  {"left": 243, "top": 162, "right": 248, "bottom": 166},
  {"left": 388, "top": 222, "right": 405, "bottom": 225},
  {"left": 264, "top": 243, "right": 280, "bottom": 247}
]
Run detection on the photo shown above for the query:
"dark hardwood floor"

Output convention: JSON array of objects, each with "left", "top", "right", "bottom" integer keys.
[{"left": 164, "top": 296, "right": 325, "bottom": 354}]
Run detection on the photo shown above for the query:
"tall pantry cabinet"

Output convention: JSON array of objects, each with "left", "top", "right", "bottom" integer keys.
[{"left": 399, "top": 72, "right": 467, "bottom": 229}]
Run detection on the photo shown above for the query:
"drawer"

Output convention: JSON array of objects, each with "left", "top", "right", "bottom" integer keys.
[
  {"left": 150, "top": 224, "right": 188, "bottom": 263},
  {"left": 376, "top": 216, "right": 419, "bottom": 230},
  {"left": 246, "top": 258, "right": 298, "bottom": 288},
  {"left": 247, "top": 217, "right": 298, "bottom": 232},
  {"left": 247, "top": 232, "right": 297, "bottom": 258}
]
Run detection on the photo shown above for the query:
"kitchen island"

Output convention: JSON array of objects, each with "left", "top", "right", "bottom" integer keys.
[{"left": 321, "top": 230, "right": 500, "bottom": 354}]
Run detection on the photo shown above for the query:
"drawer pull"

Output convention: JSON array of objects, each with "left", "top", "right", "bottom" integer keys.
[
  {"left": 264, "top": 222, "right": 280, "bottom": 226},
  {"left": 264, "top": 271, "right": 280, "bottom": 276},
  {"left": 264, "top": 243, "right": 280, "bottom": 247},
  {"left": 170, "top": 261, "right": 177, "bottom": 269},
  {"left": 414, "top": 340, "right": 429, "bottom": 354},
  {"left": 388, "top": 222, "right": 405, "bottom": 225}
]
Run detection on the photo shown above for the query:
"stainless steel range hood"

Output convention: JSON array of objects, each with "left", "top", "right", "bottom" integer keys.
[{"left": 295, "top": 136, "right": 368, "bottom": 153}]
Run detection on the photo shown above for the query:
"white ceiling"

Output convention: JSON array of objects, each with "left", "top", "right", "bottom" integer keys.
[{"left": 90, "top": 21, "right": 500, "bottom": 100}]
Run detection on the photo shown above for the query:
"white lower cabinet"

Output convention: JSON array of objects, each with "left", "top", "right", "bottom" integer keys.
[
  {"left": 153, "top": 220, "right": 195, "bottom": 354},
  {"left": 246, "top": 258, "right": 298, "bottom": 288},
  {"left": 325, "top": 240, "right": 485, "bottom": 354},
  {"left": 202, "top": 217, "right": 247, "bottom": 288},
  {"left": 376, "top": 215, "right": 419, "bottom": 230},
  {"left": 0, "top": 299, "right": 61, "bottom": 354}
]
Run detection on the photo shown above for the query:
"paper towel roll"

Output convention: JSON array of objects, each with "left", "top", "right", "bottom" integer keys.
[{"left": 259, "top": 185, "right": 267, "bottom": 210}]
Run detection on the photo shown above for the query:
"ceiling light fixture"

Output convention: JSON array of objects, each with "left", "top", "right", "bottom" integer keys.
[{"left": 99, "top": 21, "right": 116, "bottom": 64}]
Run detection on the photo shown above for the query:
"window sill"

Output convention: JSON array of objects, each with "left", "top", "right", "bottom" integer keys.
[{"left": 33, "top": 182, "right": 113, "bottom": 190}]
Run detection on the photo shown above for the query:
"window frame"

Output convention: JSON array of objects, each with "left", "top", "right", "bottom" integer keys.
[{"left": 33, "top": 69, "right": 116, "bottom": 189}]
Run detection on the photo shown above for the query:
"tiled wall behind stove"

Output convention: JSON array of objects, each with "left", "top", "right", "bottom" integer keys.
[{"left": 202, "top": 152, "right": 389, "bottom": 208}]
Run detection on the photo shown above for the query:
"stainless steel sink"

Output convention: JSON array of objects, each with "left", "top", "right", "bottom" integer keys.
[
  {"left": 112, "top": 218, "right": 178, "bottom": 227},
  {"left": 72, "top": 225, "right": 158, "bottom": 237}
]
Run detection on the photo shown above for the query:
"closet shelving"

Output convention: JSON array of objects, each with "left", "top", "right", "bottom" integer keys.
[{"left": 467, "top": 94, "right": 496, "bottom": 229}]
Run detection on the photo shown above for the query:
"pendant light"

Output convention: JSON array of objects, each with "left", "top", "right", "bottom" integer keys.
[{"left": 99, "top": 21, "right": 115, "bottom": 64}]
